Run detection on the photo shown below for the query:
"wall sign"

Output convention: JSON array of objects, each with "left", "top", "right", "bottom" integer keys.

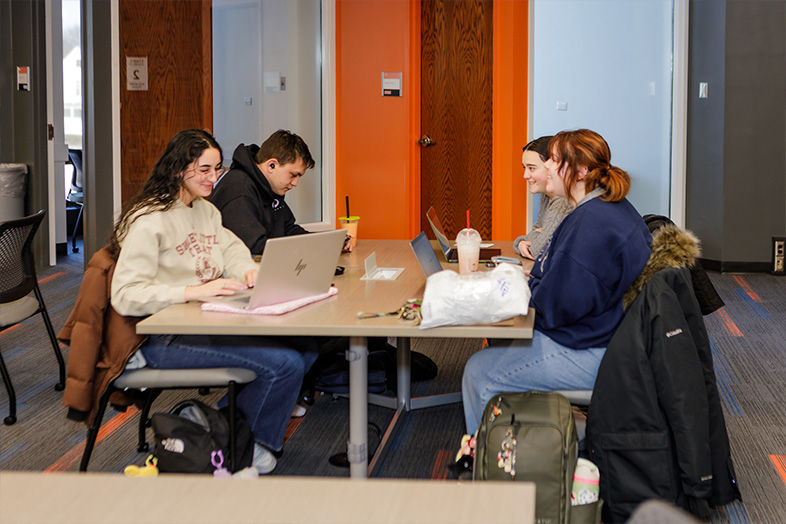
[
  {"left": 126, "top": 57, "right": 148, "bottom": 91},
  {"left": 381, "top": 72, "right": 402, "bottom": 97},
  {"left": 17, "top": 66, "right": 30, "bottom": 91}
]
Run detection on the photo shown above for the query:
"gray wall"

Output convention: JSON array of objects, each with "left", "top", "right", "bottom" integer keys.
[
  {"left": 81, "top": 0, "right": 117, "bottom": 261},
  {"left": 532, "top": 0, "right": 674, "bottom": 218},
  {"left": 0, "top": 1, "right": 13, "bottom": 162},
  {"left": 688, "top": 0, "right": 786, "bottom": 269},
  {"left": 0, "top": 0, "right": 51, "bottom": 265}
]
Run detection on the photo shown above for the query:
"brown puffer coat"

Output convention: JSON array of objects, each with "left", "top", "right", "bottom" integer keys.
[{"left": 58, "top": 247, "right": 147, "bottom": 425}]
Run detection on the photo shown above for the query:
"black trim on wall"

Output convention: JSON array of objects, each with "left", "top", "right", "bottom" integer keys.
[{"left": 699, "top": 258, "right": 773, "bottom": 274}]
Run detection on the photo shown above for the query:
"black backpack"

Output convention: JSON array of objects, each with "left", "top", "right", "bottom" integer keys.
[
  {"left": 474, "top": 391, "right": 582, "bottom": 524},
  {"left": 308, "top": 337, "right": 438, "bottom": 394},
  {"left": 151, "top": 399, "right": 254, "bottom": 474}
]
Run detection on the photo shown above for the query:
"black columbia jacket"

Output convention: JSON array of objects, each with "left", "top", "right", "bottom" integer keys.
[{"left": 585, "top": 266, "right": 741, "bottom": 522}]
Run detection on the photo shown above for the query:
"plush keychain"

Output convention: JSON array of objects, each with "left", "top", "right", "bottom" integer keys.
[
  {"left": 455, "top": 434, "right": 476, "bottom": 462},
  {"left": 124, "top": 455, "right": 159, "bottom": 477}
]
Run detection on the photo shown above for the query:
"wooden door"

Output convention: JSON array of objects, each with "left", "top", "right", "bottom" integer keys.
[
  {"left": 420, "top": 0, "right": 493, "bottom": 240},
  {"left": 120, "top": 0, "right": 213, "bottom": 202}
]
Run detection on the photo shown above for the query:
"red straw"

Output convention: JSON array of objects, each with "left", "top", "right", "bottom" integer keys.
[{"left": 466, "top": 210, "right": 470, "bottom": 229}]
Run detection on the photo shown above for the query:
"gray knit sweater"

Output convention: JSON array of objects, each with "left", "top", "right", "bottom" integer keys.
[{"left": 513, "top": 194, "right": 574, "bottom": 259}]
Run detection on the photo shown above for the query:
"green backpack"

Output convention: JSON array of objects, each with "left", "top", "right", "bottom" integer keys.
[{"left": 473, "top": 391, "right": 578, "bottom": 524}]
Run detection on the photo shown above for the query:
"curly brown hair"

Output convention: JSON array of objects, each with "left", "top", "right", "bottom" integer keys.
[{"left": 107, "top": 129, "right": 222, "bottom": 258}]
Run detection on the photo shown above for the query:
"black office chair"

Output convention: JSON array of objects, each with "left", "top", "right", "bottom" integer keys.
[
  {"left": 0, "top": 210, "right": 66, "bottom": 425},
  {"left": 66, "top": 149, "right": 84, "bottom": 253}
]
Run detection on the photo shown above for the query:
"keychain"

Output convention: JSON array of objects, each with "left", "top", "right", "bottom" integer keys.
[
  {"left": 496, "top": 425, "right": 517, "bottom": 479},
  {"left": 211, "top": 450, "right": 232, "bottom": 478},
  {"left": 358, "top": 299, "right": 422, "bottom": 323},
  {"left": 123, "top": 455, "right": 159, "bottom": 477}
]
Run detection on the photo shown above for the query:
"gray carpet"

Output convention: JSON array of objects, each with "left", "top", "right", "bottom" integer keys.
[{"left": 2, "top": 245, "right": 785, "bottom": 523}]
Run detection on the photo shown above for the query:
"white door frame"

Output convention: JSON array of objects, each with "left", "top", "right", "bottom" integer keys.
[
  {"left": 45, "top": 0, "right": 67, "bottom": 266},
  {"left": 670, "top": 0, "right": 689, "bottom": 228}
]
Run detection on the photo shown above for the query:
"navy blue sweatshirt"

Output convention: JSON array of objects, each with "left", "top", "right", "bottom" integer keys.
[{"left": 528, "top": 195, "right": 651, "bottom": 349}]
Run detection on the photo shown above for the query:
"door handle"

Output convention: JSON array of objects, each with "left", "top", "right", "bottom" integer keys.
[{"left": 418, "top": 134, "right": 435, "bottom": 147}]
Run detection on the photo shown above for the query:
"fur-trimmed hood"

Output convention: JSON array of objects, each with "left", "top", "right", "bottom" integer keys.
[{"left": 623, "top": 224, "right": 700, "bottom": 308}]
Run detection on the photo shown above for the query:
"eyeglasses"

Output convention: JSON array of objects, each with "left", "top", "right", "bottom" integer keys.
[{"left": 190, "top": 166, "right": 227, "bottom": 179}]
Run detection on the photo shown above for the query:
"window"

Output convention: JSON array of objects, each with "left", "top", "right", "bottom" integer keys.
[{"left": 212, "top": 0, "right": 327, "bottom": 226}]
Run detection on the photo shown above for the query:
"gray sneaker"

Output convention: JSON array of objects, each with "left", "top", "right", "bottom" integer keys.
[{"left": 252, "top": 443, "right": 277, "bottom": 475}]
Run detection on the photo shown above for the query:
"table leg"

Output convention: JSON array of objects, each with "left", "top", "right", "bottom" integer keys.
[
  {"left": 347, "top": 336, "right": 368, "bottom": 479},
  {"left": 396, "top": 337, "right": 411, "bottom": 411},
  {"left": 367, "top": 337, "right": 412, "bottom": 477}
]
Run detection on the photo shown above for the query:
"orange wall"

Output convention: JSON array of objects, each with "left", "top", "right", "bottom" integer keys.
[
  {"left": 336, "top": 0, "right": 528, "bottom": 240},
  {"left": 492, "top": 0, "right": 530, "bottom": 241},
  {"left": 336, "top": 0, "right": 415, "bottom": 239}
]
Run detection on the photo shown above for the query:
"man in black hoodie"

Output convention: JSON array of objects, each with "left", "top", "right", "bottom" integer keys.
[{"left": 210, "top": 129, "right": 314, "bottom": 255}]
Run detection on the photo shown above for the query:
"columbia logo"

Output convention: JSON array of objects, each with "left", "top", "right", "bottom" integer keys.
[
  {"left": 666, "top": 328, "right": 683, "bottom": 338},
  {"left": 162, "top": 438, "right": 185, "bottom": 454}
]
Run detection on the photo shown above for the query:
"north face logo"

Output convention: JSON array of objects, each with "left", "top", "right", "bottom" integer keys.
[{"left": 162, "top": 438, "right": 185, "bottom": 454}]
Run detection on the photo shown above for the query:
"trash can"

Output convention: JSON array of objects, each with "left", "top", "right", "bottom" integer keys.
[{"left": 0, "top": 163, "right": 28, "bottom": 222}]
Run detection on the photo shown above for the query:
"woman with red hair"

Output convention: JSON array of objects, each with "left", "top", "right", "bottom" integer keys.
[{"left": 463, "top": 129, "right": 651, "bottom": 434}]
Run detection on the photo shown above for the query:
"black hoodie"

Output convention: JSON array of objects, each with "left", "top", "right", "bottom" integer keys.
[{"left": 209, "top": 143, "right": 307, "bottom": 255}]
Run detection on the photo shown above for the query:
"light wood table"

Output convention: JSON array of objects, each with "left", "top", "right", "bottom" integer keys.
[
  {"left": 137, "top": 239, "right": 534, "bottom": 478},
  {"left": 0, "top": 471, "right": 536, "bottom": 524}
]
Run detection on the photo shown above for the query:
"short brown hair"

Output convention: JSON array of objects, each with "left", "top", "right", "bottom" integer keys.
[
  {"left": 254, "top": 129, "right": 315, "bottom": 169},
  {"left": 548, "top": 129, "right": 630, "bottom": 203}
]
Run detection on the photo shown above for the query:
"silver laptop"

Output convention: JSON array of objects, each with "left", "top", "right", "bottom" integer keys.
[
  {"left": 409, "top": 232, "right": 444, "bottom": 278},
  {"left": 205, "top": 229, "right": 346, "bottom": 308},
  {"left": 425, "top": 206, "right": 500, "bottom": 262}
]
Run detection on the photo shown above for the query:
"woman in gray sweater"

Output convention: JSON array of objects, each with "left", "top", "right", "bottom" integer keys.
[{"left": 513, "top": 136, "right": 574, "bottom": 259}]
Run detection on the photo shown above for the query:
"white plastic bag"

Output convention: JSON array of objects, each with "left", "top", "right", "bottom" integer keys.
[{"left": 419, "top": 263, "right": 530, "bottom": 329}]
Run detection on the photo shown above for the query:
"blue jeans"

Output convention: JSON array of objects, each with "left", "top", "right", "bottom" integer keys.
[
  {"left": 462, "top": 330, "right": 605, "bottom": 435},
  {"left": 141, "top": 334, "right": 318, "bottom": 450}
]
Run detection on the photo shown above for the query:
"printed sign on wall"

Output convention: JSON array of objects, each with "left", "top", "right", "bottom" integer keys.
[
  {"left": 126, "top": 57, "right": 148, "bottom": 91},
  {"left": 381, "top": 72, "right": 402, "bottom": 97},
  {"left": 17, "top": 66, "right": 30, "bottom": 91}
]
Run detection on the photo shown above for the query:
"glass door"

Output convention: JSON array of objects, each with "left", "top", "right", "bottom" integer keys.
[{"left": 212, "top": 0, "right": 324, "bottom": 225}]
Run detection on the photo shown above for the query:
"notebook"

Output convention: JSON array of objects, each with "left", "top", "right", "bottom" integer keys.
[
  {"left": 425, "top": 206, "right": 501, "bottom": 263},
  {"left": 409, "top": 231, "right": 444, "bottom": 278},
  {"left": 203, "top": 229, "right": 346, "bottom": 309}
]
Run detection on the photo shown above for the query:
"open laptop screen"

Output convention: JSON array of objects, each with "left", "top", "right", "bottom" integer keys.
[
  {"left": 425, "top": 206, "right": 501, "bottom": 262},
  {"left": 410, "top": 232, "right": 444, "bottom": 278},
  {"left": 425, "top": 206, "right": 454, "bottom": 258}
]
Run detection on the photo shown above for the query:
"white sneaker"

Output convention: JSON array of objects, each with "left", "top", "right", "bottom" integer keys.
[
  {"left": 291, "top": 404, "right": 307, "bottom": 418},
  {"left": 252, "top": 443, "right": 277, "bottom": 475}
]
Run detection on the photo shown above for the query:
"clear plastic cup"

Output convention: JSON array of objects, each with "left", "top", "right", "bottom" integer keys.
[
  {"left": 456, "top": 228, "right": 481, "bottom": 274},
  {"left": 339, "top": 216, "right": 360, "bottom": 248}
]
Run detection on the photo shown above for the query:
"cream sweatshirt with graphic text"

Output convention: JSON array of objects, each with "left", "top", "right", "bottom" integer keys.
[{"left": 111, "top": 198, "right": 257, "bottom": 317}]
